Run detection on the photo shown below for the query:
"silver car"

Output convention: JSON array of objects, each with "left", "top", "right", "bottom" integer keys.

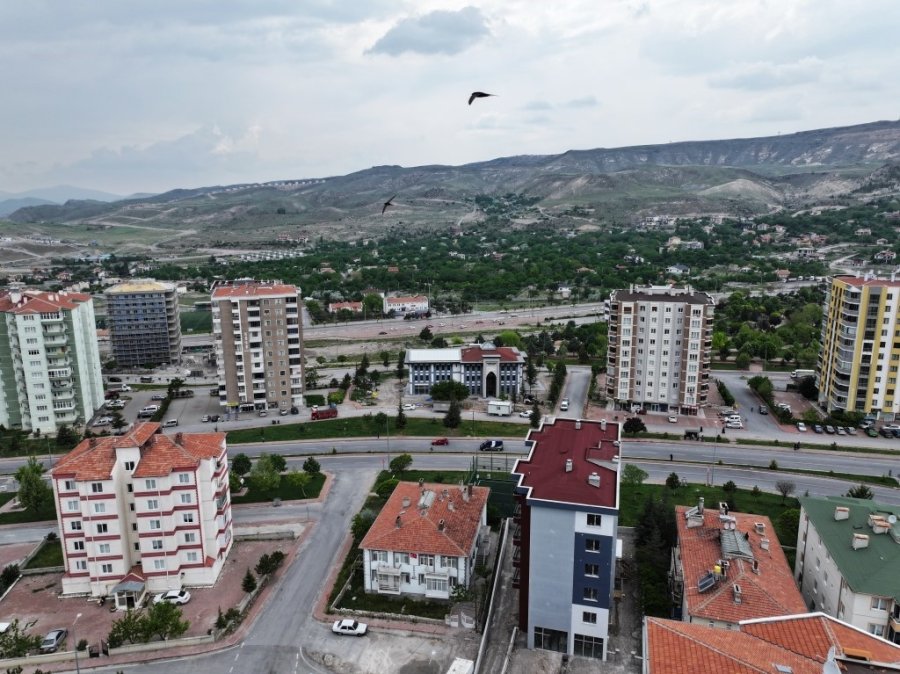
[{"left": 40, "top": 628, "right": 67, "bottom": 653}]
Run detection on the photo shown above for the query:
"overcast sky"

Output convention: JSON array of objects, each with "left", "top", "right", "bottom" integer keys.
[{"left": 2, "top": 0, "right": 898, "bottom": 196}]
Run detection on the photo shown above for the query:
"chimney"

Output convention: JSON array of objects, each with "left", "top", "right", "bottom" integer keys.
[
  {"left": 448, "top": 501, "right": 455, "bottom": 512},
  {"left": 89, "top": 437, "right": 98, "bottom": 448},
  {"left": 698, "top": 497, "right": 704, "bottom": 514},
  {"left": 395, "top": 515, "right": 402, "bottom": 528},
  {"left": 852, "top": 533, "right": 869, "bottom": 550},
  {"left": 175, "top": 432, "right": 183, "bottom": 445},
  {"left": 752, "top": 559, "right": 760, "bottom": 574},
  {"left": 754, "top": 522, "right": 766, "bottom": 535},
  {"left": 418, "top": 478, "right": 424, "bottom": 487},
  {"left": 834, "top": 506, "right": 850, "bottom": 521},
  {"left": 402, "top": 496, "right": 410, "bottom": 508},
  {"left": 462, "top": 488, "right": 469, "bottom": 502},
  {"left": 733, "top": 584, "right": 742, "bottom": 604},
  {"left": 760, "top": 538, "right": 770, "bottom": 550},
  {"left": 565, "top": 459, "right": 573, "bottom": 473},
  {"left": 588, "top": 472, "right": 601, "bottom": 488},
  {"left": 575, "top": 419, "right": 582, "bottom": 430},
  {"left": 438, "top": 519, "right": 445, "bottom": 532},
  {"left": 600, "top": 419, "right": 607, "bottom": 431},
  {"left": 9, "top": 291, "right": 20, "bottom": 304}
]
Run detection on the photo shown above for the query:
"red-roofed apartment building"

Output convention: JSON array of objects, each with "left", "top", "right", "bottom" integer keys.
[
  {"left": 511, "top": 418, "right": 622, "bottom": 661},
  {"left": 406, "top": 343, "right": 525, "bottom": 398},
  {"left": 211, "top": 280, "right": 304, "bottom": 415},
  {"left": 359, "top": 481, "right": 489, "bottom": 600},
  {"left": 0, "top": 289, "right": 105, "bottom": 435},
  {"left": 671, "top": 501, "right": 806, "bottom": 629},
  {"left": 383, "top": 294, "right": 428, "bottom": 315},
  {"left": 644, "top": 612, "right": 900, "bottom": 673},
  {"left": 51, "top": 422, "right": 233, "bottom": 606}
]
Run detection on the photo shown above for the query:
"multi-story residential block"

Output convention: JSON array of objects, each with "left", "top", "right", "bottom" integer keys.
[
  {"left": 511, "top": 418, "right": 621, "bottom": 661},
  {"left": 383, "top": 294, "right": 429, "bottom": 316},
  {"left": 0, "top": 289, "right": 104, "bottom": 435},
  {"left": 606, "top": 284, "right": 714, "bottom": 415},
  {"left": 795, "top": 495, "right": 900, "bottom": 643},
  {"left": 51, "top": 422, "right": 233, "bottom": 607},
  {"left": 105, "top": 279, "right": 182, "bottom": 367},
  {"left": 406, "top": 344, "right": 524, "bottom": 398},
  {"left": 818, "top": 274, "right": 900, "bottom": 418},
  {"left": 211, "top": 281, "right": 304, "bottom": 414},
  {"left": 670, "top": 501, "right": 806, "bottom": 629},
  {"left": 644, "top": 612, "right": 900, "bottom": 673},
  {"left": 359, "top": 481, "right": 489, "bottom": 600}
]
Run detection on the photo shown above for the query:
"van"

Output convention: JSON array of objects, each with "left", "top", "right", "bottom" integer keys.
[{"left": 162, "top": 419, "right": 178, "bottom": 428}]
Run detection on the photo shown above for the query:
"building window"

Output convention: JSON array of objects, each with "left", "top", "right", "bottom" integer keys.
[
  {"left": 868, "top": 623, "right": 886, "bottom": 637},
  {"left": 94, "top": 503, "right": 106, "bottom": 514},
  {"left": 124, "top": 461, "right": 135, "bottom": 471},
  {"left": 184, "top": 532, "right": 196, "bottom": 543},
  {"left": 64, "top": 480, "right": 75, "bottom": 491},
  {"left": 178, "top": 473, "right": 190, "bottom": 484},
  {"left": 586, "top": 514, "right": 602, "bottom": 527},
  {"left": 151, "top": 540, "right": 163, "bottom": 550},
  {"left": 534, "top": 626, "right": 568, "bottom": 653},
  {"left": 585, "top": 563, "right": 599, "bottom": 577},
  {"left": 182, "top": 513, "right": 194, "bottom": 524},
  {"left": 573, "top": 634, "right": 604, "bottom": 659},
  {"left": 96, "top": 523, "right": 108, "bottom": 534},
  {"left": 871, "top": 596, "right": 889, "bottom": 611},
  {"left": 71, "top": 520, "right": 82, "bottom": 531},
  {"left": 583, "top": 611, "right": 597, "bottom": 624},
  {"left": 150, "top": 519, "right": 161, "bottom": 530},
  {"left": 186, "top": 552, "right": 198, "bottom": 562},
  {"left": 91, "top": 482, "right": 103, "bottom": 493},
  {"left": 147, "top": 499, "right": 159, "bottom": 510},
  {"left": 127, "top": 484, "right": 133, "bottom": 493},
  {"left": 153, "top": 559, "right": 166, "bottom": 570},
  {"left": 145, "top": 479, "right": 157, "bottom": 490},
  {"left": 372, "top": 550, "right": 388, "bottom": 563},
  {"left": 75, "top": 560, "right": 87, "bottom": 571},
  {"left": 101, "top": 563, "right": 113, "bottom": 574},
  {"left": 73, "top": 540, "right": 84, "bottom": 551},
  {"left": 419, "top": 554, "right": 435, "bottom": 566},
  {"left": 585, "top": 539, "right": 600, "bottom": 552},
  {"left": 99, "top": 543, "right": 111, "bottom": 554},
  {"left": 583, "top": 587, "right": 599, "bottom": 602},
  {"left": 425, "top": 577, "right": 448, "bottom": 594},
  {"left": 67, "top": 500, "right": 79, "bottom": 511},
  {"left": 180, "top": 493, "right": 192, "bottom": 504}
]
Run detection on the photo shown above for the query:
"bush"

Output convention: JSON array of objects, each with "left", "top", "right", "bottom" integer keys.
[
  {"left": 302, "top": 457, "right": 321, "bottom": 475},
  {"left": 242, "top": 569, "right": 257, "bottom": 593}
]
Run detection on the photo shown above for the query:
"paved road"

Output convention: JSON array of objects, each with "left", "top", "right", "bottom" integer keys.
[{"left": 561, "top": 365, "right": 591, "bottom": 417}]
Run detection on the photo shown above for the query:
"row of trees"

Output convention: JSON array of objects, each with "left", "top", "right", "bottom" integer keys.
[{"left": 107, "top": 602, "right": 189, "bottom": 647}]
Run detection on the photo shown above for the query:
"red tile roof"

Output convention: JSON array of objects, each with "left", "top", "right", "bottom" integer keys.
[
  {"left": 646, "top": 614, "right": 900, "bottom": 674},
  {"left": 676, "top": 506, "right": 806, "bottom": 624},
  {"left": 359, "top": 482, "right": 488, "bottom": 557},
  {"left": 460, "top": 345, "right": 523, "bottom": 363},
  {"left": 211, "top": 283, "right": 297, "bottom": 299},
  {"left": 385, "top": 295, "right": 427, "bottom": 304},
  {"left": 513, "top": 418, "right": 620, "bottom": 509},
  {"left": 0, "top": 290, "right": 92, "bottom": 315},
  {"left": 835, "top": 274, "right": 900, "bottom": 289}
]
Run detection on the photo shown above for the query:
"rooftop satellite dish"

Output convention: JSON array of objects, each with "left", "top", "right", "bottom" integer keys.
[{"left": 888, "top": 514, "right": 897, "bottom": 524}]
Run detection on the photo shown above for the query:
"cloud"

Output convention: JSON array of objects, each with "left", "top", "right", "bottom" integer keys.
[
  {"left": 709, "top": 58, "right": 824, "bottom": 90},
  {"left": 564, "top": 95, "right": 598, "bottom": 109},
  {"left": 367, "top": 7, "right": 489, "bottom": 56},
  {"left": 524, "top": 100, "right": 553, "bottom": 111}
]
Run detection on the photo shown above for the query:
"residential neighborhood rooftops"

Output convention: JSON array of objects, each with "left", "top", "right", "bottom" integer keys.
[
  {"left": 513, "top": 418, "right": 620, "bottom": 510},
  {"left": 645, "top": 613, "right": 900, "bottom": 674},
  {"left": 675, "top": 505, "right": 806, "bottom": 624},
  {"left": 211, "top": 282, "right": 297, "bottom": 299},
  {"left": 0, "top": 290, "right": 92, "bottom": 314},
  {"left": 359, "top": 481, "right": 489, "bottom": 558},
  {"left": 799, "top": 495, "right": 900, "bottom": 602}
]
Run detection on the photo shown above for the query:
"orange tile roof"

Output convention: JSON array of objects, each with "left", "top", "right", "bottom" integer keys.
[
  {"left": 132, "top": 432, "right": 224, "bottom": 477},
  {"left": 676, "top": 505, "right": 806, "bottom": 624},
  {"left": 53, "top": 423, "right": 162, "bottom": 481},
  {"left": 0, "top": 290, "right": 92, "bottom": 315},
  {"left": 211, "top": 283, "right": 297, "bottom": 299},
  {"left": 646, "top": 614, "right": 900, "bottom": 673},
  {"left": 359, "top": 482, "right": 488, "bottom": 557}
]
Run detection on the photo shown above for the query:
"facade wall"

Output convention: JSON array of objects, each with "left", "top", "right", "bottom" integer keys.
[
  {"left": 407, "top": 356, "right": 523, "bottom": 398},
  {"left": 106, "top": 283, "right": 182, "bottom": 367},
  {"left": 362, "top": 549, "right": 469, "bottom": 600}
]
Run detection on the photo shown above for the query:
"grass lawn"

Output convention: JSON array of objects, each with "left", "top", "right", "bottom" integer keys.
[
  {"left": 226, "top": 415, "right": 530, "bottom": 445},
  {"left": 231, "top": 472, "right": 326, "bottom": 505},
  {"left": 23, "top": 539, "right": 63, "bottom": 569},
  {"left": 0, "top": 498, "right": 56, "bottom": 526},
  {"left": 180, "top": 312, "right": 212, "bottom": 334},
  {"left": 619, "top": 482, "right": 800, "bottom": 528}
]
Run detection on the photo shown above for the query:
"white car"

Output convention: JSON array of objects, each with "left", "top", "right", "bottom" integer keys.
[
  {"left": 153, "top": 589, "right": 191, "bottom": 605},
  {"left": 92, "top": 416, "right": 112, "bottom": 427},
  {"left": 332, "top": 619, "right": 367, "bottom": 636},
  {"left": 796, "top": 422, "right": 807, "bottom": 432},
  {"left": 519, "top": 411, "right": 531, "bottom": 418},
  {"left": 668, "top": 415, "right": 677, "bottom": 423},
  {"left": 402, "top": 403, "right": 417, "bottom": 411}
]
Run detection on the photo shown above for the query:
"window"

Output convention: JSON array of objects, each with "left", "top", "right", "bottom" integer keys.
[
  {"left": 64, "top": 480, "right": 75, "bottom": 491},
  {"left": 150, "top": 519, "right": 161, "bottom": 530},
  {"left": 67, "top": 500, "right": 79, "bottom": 511},
  {"left": 94, "top": 502, "right": 106, "bottom": 514},
  {"left": 425, "top": 577, "right": 448, "bottom": 593},
  {"left": 178, "top": 473, "right": 190, "bottom": 484},
  {"left": 372, "top": 550, "right": 388, "bottom": 563},
  {"left": 75, "top": 560, "right": 87, "bottom": 571},
  {"left": 73, "top": 541, "right": 84, "bottom": 551},
  {"left": 145, "top": 479, "right": 157, "bottom": 490},
  {"left": 582, "top": 611, "right": 597, "bottom": 624},
  {"left": 151, "top": 540, "right": 163, "bottom": 550},
  {"left": 180, "top": 493, "right": 192, "bottom": 504},
  {"left": 585, "top": 563, "right": 599, "bottom": 577},
  {"left": 871, "top": 596, "right": 889, "bottom": 611},
  {"left": 184, "top": 532, "right": 196, "bottom": 543},
  {"left": 182, "top": 513, "right": 194, "bottom": 524},
  {"left": 127, "top": 483, "right": 133, "bottom": 493},
  {"left": 868, "top": 623, "right": 886, "bottom": 637},
  {"left": 585, "top": 538, "right": 600, "bottom": 552},
  {"left": 91, "top": 482, "right": 103, "bottom": 493},
  {"left": 586, "top": 514, "right": 602, "bottom": 527},
  {"left": 186, "top": 551, "right": 198, "bottom": 562},
  {"left": 147, "top": 499, "right": 159, "bottom": 510},
  {"left": 124, "top": 461, "right": 135, "bottom": 471},
  {"left": 534, "top": 626, "right": 568, "bottom": 653},
  {"left": 583, "top": 587, "right": 598, "bottom": 601},
  {"left": 419, "top": 554, "right": 435, "bottom": 566},
  {"left": 96, "top": 523, "right": 108, "bottom": 534},
  {"left": 153, "top": 559, "right": 166, "bottom": 570},
  {"left": 101, "top": 563, "right": 113, "bottom": 574},
  {"left": 99, "top": 543, "right": 111, "bottom": 554}
]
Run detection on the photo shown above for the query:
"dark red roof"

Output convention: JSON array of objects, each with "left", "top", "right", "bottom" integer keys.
[
  {"left": 460, "top": 345, "right": 523, "bottom": 363},
  {"left": 513, "top": 418, "right": 620, "bottom": 509}
]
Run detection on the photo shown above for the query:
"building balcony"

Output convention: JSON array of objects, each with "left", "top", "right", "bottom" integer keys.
[
  {"left": 890, "top": 615, "right": 900, "bottom": 634},
  {"left": 48, "top": 368, "right": 72, "bottom": 379},
  {"left": 512, "top": 568, "right": 520, "bottom": 589},
  {"left": 512, "top": 547, "right": 520, "bottom": 568}
]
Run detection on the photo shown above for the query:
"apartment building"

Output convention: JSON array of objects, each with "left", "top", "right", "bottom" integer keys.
[
  {"left": 0, "top": 289, "right": 104, "bottom": 435},
  {"left": 51, "top": 422, "right": 233, "bottom": 605},
  {"left": 511, "top": 418, "right": 622, "bottom": 661},
  {"left": 105, "top": 279, "right": 182, "bottom": 367},
  {"left": 211, "top": 281, "right": 304, "bottom": 414},
  {"left": 818, "top": 274, "right": 900, "bottom": 418},
  {"left": 359, "top": 481, "right": 489, "bottom": 600},
  {"left": 795, "top": 496, "right": 900, "bottom": 643},
  {"left": 406, "top": 343, "right": 524, "bottom": 398},
  {"left": 383, "top": 294, "right": 429, "bottom": 316},
  {"left": 670, "top": 501, "right": 806, "bottom": 629},
  {"left": 606, "top": 284, "right": 714, "bottom": 415}
]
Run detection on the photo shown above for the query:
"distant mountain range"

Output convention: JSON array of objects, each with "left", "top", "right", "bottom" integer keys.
[
  {"left": 0, "top": 185, "right": 128, "bottom": 217},
  {"left": 5, "top": 120, "right": 900, "bottom": 239}
]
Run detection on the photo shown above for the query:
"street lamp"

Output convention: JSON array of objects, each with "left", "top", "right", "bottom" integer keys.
[{"left": 73, "top": 612, "right": 82, "bottom": 674}]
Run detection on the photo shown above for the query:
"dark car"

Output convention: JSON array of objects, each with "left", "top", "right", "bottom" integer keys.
[
  {"left": 431, "top": 437, "right": 449, "bottom": 446},
  {"left": 479, "top": 440, "right": 504, "bottom": 452},
  {"left": 107, "top": 376, "right": 122, "bottom": 383},
  {"left": 40, "top": 629, "right": 67, "bottom": 653},
  {"left": 209, "top": 414, "right": 220, "bottom": 423},
  {"left": 813, "top": 424, "right": 824, "bottom": 434},
  {"left": 290, "top": 406, "right": 299, "bottom": 415},
  {"left": 758, "top": 406, "right": 768, "bottom": 415},
  {"left": 881, "top": 428, "right": 894, "bottom": 438}
]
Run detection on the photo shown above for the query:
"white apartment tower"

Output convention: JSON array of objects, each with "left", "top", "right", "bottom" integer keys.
[
  {"left": 606, "top": 284, "right": 714, "bottom": 415},
  {"left": 211, "top": 281, "right": 304, "bottom": 414},
  {"left": 52, "top": 423, "right": 233, "bottom": 604},
  {"left": 0, "top": 289, "right": 104, "bottom": 435}
]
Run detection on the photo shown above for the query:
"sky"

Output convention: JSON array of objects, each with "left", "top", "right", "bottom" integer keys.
[{"left": 1, "top": 0, "right": 898, "bottom": 196}]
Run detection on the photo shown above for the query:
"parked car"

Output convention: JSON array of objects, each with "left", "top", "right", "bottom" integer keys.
[
  {"left": 257, "top": 409, "right": 268, "bottom": 417},
  {"left": 796, "top": 422, "right": 807, "bottom": 432},
  {"left": 332, "top": 619, "right": 367, "bottom": 636},
  {"left": 140, "top": 376, "right": 154, "bottom": 383},
  {"left": 518, "top": 411, "right": 531, "bottom": 418},
  {"left": 209, "top": 414, "right": 220, "bottom": 423},
  {"left": 402, "top": 403, "right": 417, "bottom": 411},
  {"left": 479, "top": 440, "right": 504, "bottom": 452},
  {"left": 431, "top": 437, "right": 449, "bottom": 446},
  {"left": 151, "top": 394, "right": 167, "bottom": 401},
  {"left": 162, "top": 419, "right": 178, "bottom": 428},
  {"left": 836, "top": 426, "right": 846, "bottom": 435},
  {"left": 201, "top": 415, "right": 209, "bottom": 423},
  {"left": 846, "top": 427, "right": 857, "bottom": 435},
  {"left": 865, "top": 427, "right": 879, "bottom": 438},
  {"left": 758, "top": 406, "right": 769, "bottom": 415},
  {"left": 667, "top": 415, "right": 677, "bottom": 423},
  {"left": 107, "top": 376, "right": 122, "bottom": 383},
  {"left": 824, "top": 425, "right": 836, "bottom": 434},
  {"left": 154, "top": 589, "right": 191, "bottom": 605},
  {"left": 92, "top": 417, "right": 112, "bottom": 427},
  {"left": 560, "top": 398, "right": 569, "bottom": 411},
  {"left": 813, "top": 424, "right": 824, "bottom": 434},
  {"left": 880, "top": 428, "right": 894, "bottom": 438},
  {"left": 40, "top": 629, "right": 67, "bottom": 653},
  {"left": 280, "top": 408, "right": 289, "bottom": 416}
]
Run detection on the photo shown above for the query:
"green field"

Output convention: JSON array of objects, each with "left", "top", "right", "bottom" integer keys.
[
  {"left": 231, "top": 472, "right": 326, "bottom": 505},
  {"left": 23, "top": 539, "right": 64, "bottom": 569},
  {"left": 180, "top": 311, "right": 212, "bottom": 333}
]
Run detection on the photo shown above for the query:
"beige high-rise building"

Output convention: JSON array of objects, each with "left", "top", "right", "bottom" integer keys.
[
  {"left": 105, "top": 279, "right": 182, "bottom": 367},
  {"left": 211, "top": 281, "right": 304, "bottom": 415}
]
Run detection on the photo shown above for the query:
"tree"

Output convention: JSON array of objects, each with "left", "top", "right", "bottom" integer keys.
[
  {"left": 374, "top": 412, "right": 388, "bottom": 437},
  {"left": 14, "top": 456, "right": 52, "bottom": 514},
  {"left": 665, "top": 472, "right": 681, "bottom": 491},
  {"left": 108, "top": 609, "right": 147, "bottom": 647},
  {"left": 396, "top": 350, "right": 406, "bottom": 380},
  {"left": 0, "top": 618, "right": 42, "bottom": 658},
  {"left": 775, "top": 480, "right": 796, "bottom": 504},
  {"left": 351, "top": 509, "right": 376, "bottom": 540},
  {"left": 526, "top": 358, "right": 538, "bottom": 389},
  {"left": 305, "top": 366, "right": 321, "bottom": 390},
  {"left": 845, "top": 483, "right": 874, "bottom": 500},
  {"left": 389, "top": 453, "right": 413, "bottom": 475},
  {"left": 430, "top": 380, "right": 469, "bottom": 401},
  {"left": 380, "top": 350, "right": 390, "bottom": 368},
  {"left": 395, "top": 403, "right": 407, "bottom": 430},
  {"left": 56, "top": 424, "right": 78, "bottom": 448},
  {"left": 776, "top": 508, "right": 800, "bottom": 547},
  {"left": 111, "top": 411, "right": 127, "bottom": 431},
  {"left": 242, "top": 569, "right": 257, "bottom": 593},
  {"left": 232, "top": 453, "right": 252, "bottom": 477},
  {"left": 419, "top": 327, "right": 433, "bottom": 342},
  {"left": 284, "top": 470, "right": 311, "bottom": 497},
  {"left": 443, "top": 399, "right": 461, "bottom": 428},
  {"left": 735, "top": 351, "right": 751, "bottom": 370},
  {"left": 722, "top": 480, "right": 737, "bottom": 494},
  {"left": 302, "top": 457, "right": 321, "bottom": 475},
  {"left": 529, "top": 402, "right": 541, "bottom": 428},
  {"left": 143, "top": 601, "right": 189, "bottom": 641},
  {"left": 268, "top": 453, "right": 287, "bottom": 473},
  {"left": 623, "top": 417, "right": 647, "bottom": 436},
  {"left": 622, "top": 464, "right": 648, "bottom": 489},
  {"left": 249, "top": 455, "right": 280, "bottom": 496}
]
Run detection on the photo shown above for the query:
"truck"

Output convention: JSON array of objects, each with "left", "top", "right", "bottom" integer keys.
[
  {"left": 791, "top": 369, "right": 815, "bottom": 379},
  {"left": 487, "top": 399, "right": 513, "bottom": 416},
  {"left": 432, "top": 401, "right": 451, "bottom": 413},
  {"left": 311, "top": 407, "right": 338, "bottom": 421}
]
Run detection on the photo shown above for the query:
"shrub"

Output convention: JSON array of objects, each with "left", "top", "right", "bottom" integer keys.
[{"left": 242, "top": 569, "right": 257, "bottom": 593}]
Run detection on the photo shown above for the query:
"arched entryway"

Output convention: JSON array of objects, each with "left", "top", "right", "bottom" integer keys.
[{"left": 485, "top": 372, "right": 497, "bottom": 397}]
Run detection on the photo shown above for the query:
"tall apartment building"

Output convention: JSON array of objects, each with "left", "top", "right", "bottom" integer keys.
[
  {"left": 606, "top": 284, "right": 714, "bottom": 415},
  {"left": 818, "top": 274, "right": 900, "bottom": 418},
  {"left": 51, "top": 422, "right": 233, "bottom": 605},
  {"left": 211, "top": 281, "right": 304, "bottom": 414},
  {"left": 0, "top": 289, "right": 104, "bottom": 435},
  {"left": 511, "top": 418, "right": 621, "bottom": 661},
  {"left": 105, "top": 279, "right": 182, "bottom": 367}
]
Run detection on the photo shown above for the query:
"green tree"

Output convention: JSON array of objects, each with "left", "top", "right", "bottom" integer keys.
[
  {"left": 56, "top": 424, "right": 78, "bottom": 448},
  {"left": 351, "top": 509, "right": 376, "bottom": 540},
  {"left": 0, "top": 619, "right": 42, "bottom": 658},
  {"left": 735, "top": 351, "right": 751, "bottom": 370},
  {"left": 623, "top": 417, "right": 647, "bottom": 436},
  {"left": 622, "top": 464, "right": 649, "bottom": 489},
  {"left": 232, "top": 453, "right": 252, "bottom": 477},
  {"left": 107, "top": 609, "right": 146, "bottom": 647},
  {"left": 242, "top": 569, "right": 257, "bottom": 593},
  {"left": 775, "top": 480, "right": 796, "bottom": 504},
  {"left": 395, "top": 403, "right": 407, "bottom": 430},
  {"left": 143, "top": 600, "right": 190, "bottom": 641},
  {"left": 389, "top": 453, "right": 413, "bottom": 475},
  {"left": 529, "top": 402, "right": 541, "bottom": 428},
  {"left": 111, "top": 411, "right": 127, "bottom": 431},
  {"left": 284, "top": 470, "right": 311, "bottom": 497},
  {"left": 249, "top": 455, "right": 280, "bottom": 496},
  {"left": 430, "top": 380, "right": 470, "bottom": 401},
  {"left": 305, "top": 366, "right": 321, "bottom": 390},
  {"left": 374, "top": 412, "right": 388, "bottom": 437},
  {"left": 14, "top": 456, "right": 53, "bottom": 513},
  {"left": 380, "top": 350, "right": 390, "bottom": 368},
  {"left": 268, "top": 453, "right": 287, "bottom": 473},
  {"left": 419, "top": 327, "right": 433, "bottom": 341},
  {"left": 302, "top": 457, "right": 321, "bottom": 474},
  {"left": 665, "top": 472, "right": 681, "bottom": 491},
  {"left": 845, "top": 483, "right": 874, "bottom": 500},
  {"left": 776, "top": 508, "right": 800, "bottom": 547},
  {"left": 443, "top": 399, "right": 462, "bottom": 428}
]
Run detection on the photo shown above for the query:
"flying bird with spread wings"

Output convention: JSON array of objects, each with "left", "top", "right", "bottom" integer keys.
[
  {"left": 468, "top": 91, "right": 495, "bottom": 105},
  {"left": 382, "top": 195, "right": 397, "bottom": 215}
]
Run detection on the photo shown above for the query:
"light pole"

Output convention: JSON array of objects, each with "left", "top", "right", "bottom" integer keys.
[{"left": 73, "top": 612, "right": 82, "bottom": 674}]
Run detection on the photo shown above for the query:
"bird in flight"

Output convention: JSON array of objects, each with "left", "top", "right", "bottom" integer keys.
[
  {"left": 468, "top": 91, "right": 495, "bottom": 105},
  {"left": 382, "top": 195, "right": 397, "bottom": 215}
]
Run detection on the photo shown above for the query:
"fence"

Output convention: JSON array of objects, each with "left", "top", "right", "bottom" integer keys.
[{"left": 108, "top": 633, "right": 215, "bottom": 657}]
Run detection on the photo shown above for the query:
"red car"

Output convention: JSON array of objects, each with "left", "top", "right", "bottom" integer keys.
[{"left": 431, "top": 437, "right": 449, "bottom": 446}]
